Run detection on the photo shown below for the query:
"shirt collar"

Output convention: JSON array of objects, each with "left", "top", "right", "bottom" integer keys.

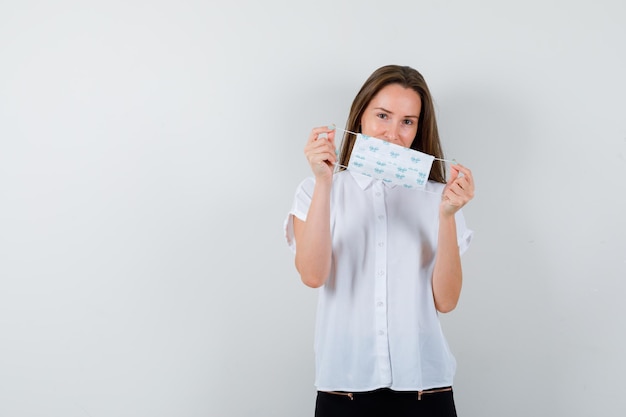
[{"left": 348, "top": 170, "right": 397, "bottom": 190}]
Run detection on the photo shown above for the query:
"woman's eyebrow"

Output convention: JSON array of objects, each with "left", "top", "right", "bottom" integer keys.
[{"left": 373, "top": 107, "right": 419, "bottom": 119}]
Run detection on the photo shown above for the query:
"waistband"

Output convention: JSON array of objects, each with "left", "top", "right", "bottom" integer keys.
[{"left": 320, "top": 386, "right": 453, "bottom": 401}]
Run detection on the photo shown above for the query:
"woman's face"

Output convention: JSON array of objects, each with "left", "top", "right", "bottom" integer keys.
[{"left": 359, "top": 83, "right": 422, "bottom": 148}]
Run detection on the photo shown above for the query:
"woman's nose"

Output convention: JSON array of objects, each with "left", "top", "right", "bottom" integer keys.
[{"left": 384, "top": 124, "right": 400, "bottom": 142}]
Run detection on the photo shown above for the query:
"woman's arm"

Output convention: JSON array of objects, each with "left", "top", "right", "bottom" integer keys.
[
  {"left": 293, "top": 181, "right": 332, "bottom": 288},
  {"left": 293, "top": 126, "right": 337, "bottom": 288},
  {"left": 432, "top": 163, "right": 474, "bottom": 313}
]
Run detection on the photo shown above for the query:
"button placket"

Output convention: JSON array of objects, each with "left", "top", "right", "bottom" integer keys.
[{"left": 371, "top": 182, "right": 391, "bottom": 382}]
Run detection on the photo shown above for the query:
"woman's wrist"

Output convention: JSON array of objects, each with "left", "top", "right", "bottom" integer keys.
[{"left": 439, "top": 206, "right": 457, "bottom": 220}]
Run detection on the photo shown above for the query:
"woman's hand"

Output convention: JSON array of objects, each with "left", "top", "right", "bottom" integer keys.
[
  {"left": 304, "top": 126, "right": 337, "bottom": 181},
  {"left": 440, "top": 163, "right": 475, "bottom": 217}
]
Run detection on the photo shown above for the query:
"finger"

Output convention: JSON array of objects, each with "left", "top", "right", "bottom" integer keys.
[
  {"left": 451, "top": 163, "right": 473, "bottom": 181},
  {"left": 443, "top": 187, "right": 462, "bottom": 203},
  {"left": 449, "top": 163, "right": 474, "bottom": 189},
  {"left": 447, "top": 163, "right": 460, "bottom": 184},
  {"left": 327, "top": 129, "right": 336, "bottom": 147},
  {"left": 309, "top": 153, "right": 336, "bottom": 168},
  {"left": 306, "top": 134, "right": 335, "bottom": 150},
  {"left": 453, "top": 172, "right": 475, "bottom": 195},
  {"left": 307, "top": 146, "right": 337, "bottom": 164},
  {"left": 441, "top": 197, "right": 462, "bottom": 213},
  {"left": 308, "top": 125, "right": 337, "bottom": 143},
  {"left": 309, "top": 157, "right": 334, "bottom": 169},
  {"left": 449, "top": 179, "right": 474, "bottom": 196},
  {"left": 453, "top": 175, "right": 471, "bottom": 192},
  {"left": 306, "top": 141, "right": 337, "bottom": 161},
  {"left": 445, "top": 180, "right": 473, "bottom": 200}
]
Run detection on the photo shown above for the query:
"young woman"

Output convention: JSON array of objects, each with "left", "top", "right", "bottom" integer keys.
[{"left": 285, "top": 65, "right": 475, "bottom": 417}]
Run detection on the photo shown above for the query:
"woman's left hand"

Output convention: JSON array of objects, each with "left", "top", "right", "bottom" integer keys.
[{"left": 440, "top": 163, "right": 475, "bottom": 217}]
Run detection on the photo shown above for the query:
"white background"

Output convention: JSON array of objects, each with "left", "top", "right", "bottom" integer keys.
[{"left": 1, "top": 1, "right": 625, "bottom": 416}]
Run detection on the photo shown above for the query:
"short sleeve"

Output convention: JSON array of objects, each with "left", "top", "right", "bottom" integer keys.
[
  {"left": 454, "top": 209, "right": 474, "bottom": 255},
  {"left": 283, "top": 177, "right": 316, "bottom": 253}
]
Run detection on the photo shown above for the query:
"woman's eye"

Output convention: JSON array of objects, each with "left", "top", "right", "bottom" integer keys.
[
  {"left": 376, "top": 113, "right": 388, "bottom": 120},
  {"left": 403, "top": 119, "right": 413, "bottom": 125}
]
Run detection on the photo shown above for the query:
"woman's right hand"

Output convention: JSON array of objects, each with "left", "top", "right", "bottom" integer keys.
[{"left": 304, "top": 125, "right": 337, "bottom": 181}]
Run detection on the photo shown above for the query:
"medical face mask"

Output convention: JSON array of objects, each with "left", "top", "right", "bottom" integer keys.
[{"left": 346, "top": 133, "right": 436, "bottom": 190}]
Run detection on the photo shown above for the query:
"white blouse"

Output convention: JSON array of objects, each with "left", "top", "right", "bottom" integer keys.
[{"left": 284, "top": 170, "right": 473, "bottom": 392}]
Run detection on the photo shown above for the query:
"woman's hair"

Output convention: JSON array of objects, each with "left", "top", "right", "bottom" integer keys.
[{"left": 338, "top": 65, "right": 446, "bottom": 183}]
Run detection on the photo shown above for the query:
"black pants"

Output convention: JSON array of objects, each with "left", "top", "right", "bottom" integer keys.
[{"left": 315, "top": 387, "right": 457, "bottom": 417}]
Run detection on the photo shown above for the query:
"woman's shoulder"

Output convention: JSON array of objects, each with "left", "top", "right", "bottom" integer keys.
[
  {"left": 295, "top": 171, "right": 354, "bottom": 190},
  {"left": 293, "top": 175, "right": 315, "bottom": 194},
  {"left": 425, "top": 180, "right": 446, "bottom": 193}
]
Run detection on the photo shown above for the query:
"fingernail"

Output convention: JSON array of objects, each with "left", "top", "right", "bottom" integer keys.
[
  {"left": 327, "top": 124, "right": 335, "bottom": 130},
  {"left": 451, "top": 159, "right": 458, "bottom": 165},
  {"left": 335, "top": 149, "right": 339, "bottom": 155}
]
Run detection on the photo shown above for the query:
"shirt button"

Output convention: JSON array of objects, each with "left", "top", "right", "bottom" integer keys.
[
  {"left": 378, "top": 215, "right": 384, "bottom": 220},
  {"left": 377, "top": 301, "right": 384, "bottom": 307},
  {"left": 378, "top": 242, "right": 384, "bottom": 247},
  {"left": 375, "top": 192, "right": 381, "bottom": 197},
  {"left": 378, "top": 270, "right": 384, "bottom": 276},
  {"left": 378, "top": 330, "right": 385, "bottom": 336}
]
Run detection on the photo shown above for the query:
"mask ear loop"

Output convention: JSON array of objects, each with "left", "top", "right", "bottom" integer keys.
[
  {"left": 332, "top": 126, "right": 352, "bottom": 173},
  {"left": 332, "top": 126, "right": 456, "bottom": 197}
]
